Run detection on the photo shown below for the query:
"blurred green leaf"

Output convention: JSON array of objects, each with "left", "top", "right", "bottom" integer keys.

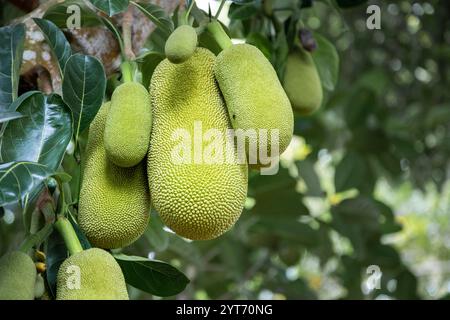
[
  {"left": 312, "top": 33, "right": 339, "bottom": 92},
  {"left": 89, "top": 0, "right": 129, "bottom": 16},
  {"left": 334, "top": 151, "right": 368, "bottom": 193},
  {"left": 114, "top": 254, "right": 190, "bottom": 297},
  {"left": 145, "top": 210, "right": 169, "bottom": 252},
  {"left": 0, "top": 24, "right": 25, "bottom": 112}
]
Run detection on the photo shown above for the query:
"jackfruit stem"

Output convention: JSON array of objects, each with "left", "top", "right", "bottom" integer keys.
[
  {"left": 120, "top": 61, "right": 134, "bottom": 83},
  {"left": 55, "top": 217, "right": 83, "bottom": 256},
  {"left": 206, "top": 20, "right": 233, "bottom": 51}
]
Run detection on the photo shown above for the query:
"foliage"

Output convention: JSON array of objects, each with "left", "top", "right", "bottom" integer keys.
[{"left": 0, "top": 0, "right": 449, "bottom": 300}]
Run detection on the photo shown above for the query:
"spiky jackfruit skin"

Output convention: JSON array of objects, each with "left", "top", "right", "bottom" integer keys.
[
  {"left": 148, "top": 48, "right": 248, "bottom": 240},
  {"left": 104, "top": 82, "right": 152, "bottom": 167},
  {"left": 283, "top": 50, "right": 323, "bottom": 115},
  {"left": 214, "top": 44, "right": 294, "bottom": 167},
  {"left": 0, "top": 251, "right": 36, "bottom": 300},
  {"left": 56, "top": 248, "right": 128, "bottom": 300},
  {"left": 79, "top": 103, "right": 150, "bottom": 249},
  {"left": 165, "top": 25, "right": 198, "bottom": 64}
]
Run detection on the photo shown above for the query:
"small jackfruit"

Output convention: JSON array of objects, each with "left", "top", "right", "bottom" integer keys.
[
  {"left": 148, "top": 48, "right": 248, "bottom": 240},
  {"left": 104, "top": 82, "right": 152, "bottom": 167},
  {"left": 56, "top": 248, "right": 128, "bottom": 300},
  {"left": 79, "top": 103, "right": 150, "bottom": 249},
  {"left": 0, "top": 251, "right": 36, "bottom": 300},
  {"left": 34, "top": 274, "right": 46, "bottom": 299},
  {"left": 214, "top": 44, "right": 294, "bottom": 167},
  {"left": 283, "top": 49, "right": 323, "bottom": 115},
  {"left": 165, "top": 25, "right": 198, "bottom": 64}
]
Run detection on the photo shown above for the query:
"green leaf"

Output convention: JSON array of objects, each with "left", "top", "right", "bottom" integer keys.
[
  {"left": 114, "top": 254, "right": 189, "bottom": 297},
  {"left": 68, "top": 214, "right": 91, "bottom": 250},
  {"left": 0, "top": 111, "right": 23, "bottom": 123},
  {"left": 137, "top": 51, "right": 164, "bottom": 89},
  {"left": 0, "top": 92, "right": 72, "bottom": 172},
  {"left": 44, "top": 228, "right": 68, "bottom": 299},
  {"left": 0, "top": 161, "right": 54, "bottom": 207},
  {"left": 43, "top": 0, "right": 101, "bottom": 28},
  {"left": 229, "top": 2, "right": 260, "bottom": 20},
  {"left": 0, "top": 24, "right": 25, "bottom": 111},
  {"left": 62, "top": 54, "right": 106, "bottom": 143},
  {"left": 33, "top": 18, "right": 72, "bottom": 77},
  {"left": 312, "top": 33, "right": 339, "bottom": 92},
  {"left": 296, "top": 159, "right": 323, "bottom": 197},
  {"left": 89, "top": 0, "right": 129, "bottom": 16},
  {"left": 246, "top": 32, "right": 272, "bottom": 60},
  {"left": 254, "top": 219, "right": 320, "bottom": 247},
  {"left": 334, "top": 151, "right": 367, "bottom": 193},
  {"left": 131, "top": 1, "right": 174, "bottom": 36},
  {"left": 100, "top": 16, "right": 125, "bottom": 58},
  {"left": 144, "top": 210, "right": 169, "bottom": 252}
]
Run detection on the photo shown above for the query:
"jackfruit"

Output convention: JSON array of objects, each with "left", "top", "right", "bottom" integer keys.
[
  {"left": 148, "top": 48, "right": 248, "bottom": 240},
  {"left": 165, "top": 25, "right": 198, "bottom": 64},
  {"left": 283, "top": 49, "right": 323, "bottom": 115},
  {"left": 214, "top": 44, "right": 294, "bottom": 167},
  {"left": 56, "top": 248, "right": 128, "bottom": 300},
  {"left": 0, "top": 251, "right": 36, "bottom": 300},
  {"left": 79, "top": 103, "right": 150, "bottom": 249},
  {"left": 104, "top": 82, "right": 152, "bottom": 167}
]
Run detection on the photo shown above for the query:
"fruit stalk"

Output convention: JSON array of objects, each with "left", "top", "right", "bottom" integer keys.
[
  {"left": 54, "top": 217, "right": 83, "bottom": 256},
  {"left": 206, "top": 20, "right": 233, "bottom": 51}
]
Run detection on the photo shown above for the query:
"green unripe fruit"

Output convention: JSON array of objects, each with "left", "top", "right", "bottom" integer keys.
[
  {"left": 104, "top": 82, "right": 152, "bottom": 168},
  {"left": 214, "top": 44, "right": 294, "bottom": 167},
  {"left": 148, "top": 48, "right": 248, "bottom": 240},
  {"left": 34, "top": 274, "right": 46, "bottom": 299},
  {"left": 56, "top": 248, "right": 129, "bottom": 300},
  {"left": 79, "top": 103, "right": 150, "bottom": 249},
  {"left": 0, "top": 251, "right": 36, "bottom": 300},
  {"left": 165, "top": 25, "right": 198, "bottom": 64},
  {"left": 283, "top": 49, "right": 323, "bottom": 115}
]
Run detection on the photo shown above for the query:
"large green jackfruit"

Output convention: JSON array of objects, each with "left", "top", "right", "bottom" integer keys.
[
  {"left": 165, "top": 25, "right": 198, "bottom": 64},
  {"left": 79, "top": 103, "right": 150, "bottom": 249},
  {"left": 148, "top": 48, "right": 248, "bottom": 240},
  {"left": 283, "top": 49, "right": 323, "bottom": 115},
  {"left": 104, "top": 82, "right": 152, "bottom": 167},
  {"left": 214, "top": 44, "right": 294, "bottom": 167},
  {"left": 0, "top": 251, "right": 36, "bottom": 300},
  {"left": 56, "top": 248, "right": 128, "bottom": 300}
]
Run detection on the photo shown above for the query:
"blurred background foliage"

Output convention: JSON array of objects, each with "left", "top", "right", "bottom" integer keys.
[{"left": 1, "top": 0, "right": 450, "bottom": 300}]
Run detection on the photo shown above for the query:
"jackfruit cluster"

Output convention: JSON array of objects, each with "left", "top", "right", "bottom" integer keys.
[
  {"left": 283, "top": 49, "right": 323, "bottom": 115},
  {"left": 56, "top": 248, "right": 128, "bottom": 300},
  {"left": 0, "top": 251, "right": 36, "bottom": 300},
  {"left": 148, "top": 48, "right": 248, "bottom": 240},
  {"left": 78, "top": 103, "right": 150, "bottom": 249}
]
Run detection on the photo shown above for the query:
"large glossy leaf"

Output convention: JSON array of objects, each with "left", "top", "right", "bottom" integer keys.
[
  {"left": 0, "top": 92, "right": 72, "bottom": 172},
  {"left": 33, "top": 18, "right": 72, "bottom": 77},
  {"left": 0, "top": 111, "right": 23, "bottom": 123},
  {"left": 45, "top": 228, "right": 68, "bottom": 298},
  {"left": 312, "top": 33, "right": 339, "bottom": 92},
  {"left": 334, "top": 151, "right": 367, "bottom": 193},
  {"left": 0, "top": 161, "right": 54, "bottom": 207},
  {"left": 114, "top": 254, "right": 189, "bottom": 297},
  {"left": 62, "top": 54, "right": 106, "bottom": 142},
  {"left": 137, "top": 51, "right": 164, "bottom": 89},
  {"left": 89, "top": 0, "right": 129, "bottom": 16},
  {"left": 131, "top": 1, "right": 174, "bottom": 36},
  {"left": 0, "top": 24, "right": 25, "bottom": 112},
  {"left": 43, "top": 1, "right": 101, "bottom": 28},
  {"left": 144, "top": 210, "right": 169, "bottom": 252}
]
